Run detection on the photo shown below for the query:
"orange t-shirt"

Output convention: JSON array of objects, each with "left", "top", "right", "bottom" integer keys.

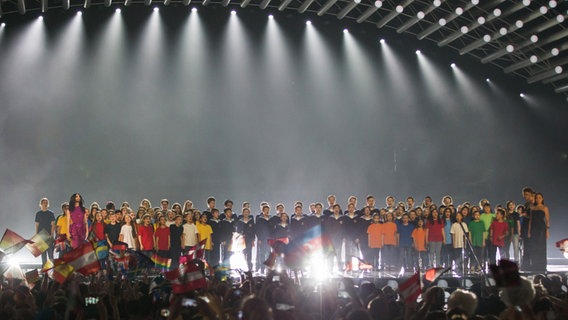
[
  {"left": 412, "top": 228, "right": 427, "bottom": 251},
  {"left": 381, "top": 222, "right": 398, "bottom": 246},
  {"left": 367, "top": 223, "right": 383, "bottom": 248}
]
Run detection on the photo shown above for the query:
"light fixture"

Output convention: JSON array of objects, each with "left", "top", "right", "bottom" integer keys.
[
  {"left": 343, "top": 28, "right": 348, "bottom": 33},
  {"left": 268, "top": 14, "right": 273, "bottom": 19},
  {"left": 153, "top": 7, "right": 159, "bottom": 11},
  {"left": 455, "top": 7, "right": 463, "bottom": 15},
  {"left": 116, "top": 8, "right": 121, "bottom": 13},
  {"left": 530, "top": 35, "right": 538, "bottom": 43},
  {"left": 461, "top": 26, "right": 468, "bottom": 34},
  {"left": 191, "top": 7, "right": 197, "bottom": 12},
  {"left": 77, "top": 11, "right": 82, "bottom": 15},
  {"left": 483, "top": 34, "right": 491, "bottom": 42},
  {"left": 520, "top": 93, "right": 525, "bottom": 98},
  {"left": 451, "top": 63, "right": 456, "bottom": 68},
  {"left": 306, "top": 20, "right": 312, "bottom": 25},
  {"left": 530, "top": 55, "right": 538, "bottom": 63},
  {"left": 486, "top": 78, "right": 490, "bottom": 82},
  {"left": 439, "top": 18, "right": 446, "bottom": 26},
  {"left": 379, "top": 38, "right": 385, "bottom": 44},
  {"left": 417, "top": 11, "right": 425, "bottom": 19},
  {"left": 506, "top": 45, "right": 514, "bottom": 53},
  {"left": 231, "top": 10, "right": 236, "bottom": 15}
]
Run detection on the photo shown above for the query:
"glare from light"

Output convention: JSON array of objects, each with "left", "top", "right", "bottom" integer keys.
[
  {"left": 555, "top": 66, "right": 563, "bottom": 74},
  {"left": 461, "top": 26, "right": 468, "bottom": 34},
  {"left": 520, "top": 93, "right": 525, "bottom": 98},
  {"left": 38, "top": 16, "right": 44, "bottom": 21},
  {"left": 530, "top": 55, "right": 538, "bottom": 63},
  {"left": 486, "top": 78, "right": 490, "bottom": 82},
  {"left": 229, "top": 253, "right": 249, "bottom": 271},
  {"left": 191, "top": 7, "right": 197, "bottom": 12},
  {"left": 549, "top": 0, "right": 557, "bottom": 8},
  {"left": 268, "top": 14, "right": 274, "bottom": 19},
  {"left": 515, "top": 20, "right": 524, "bottom": 28},
  {"left": 530, "top": 35, "right": 538, "bottom": 43},
  {"left": 499, "top": 27, "right": 508, "bottom": 35},
  {"left": 564, "top": 252, "right": 568, "bottom": 259},
  {"left": 483, "top": 34, "right": 491, "bottom": 42},
  {"left": 417, "top": 11, "right": 425, "bottom": 19},
  {"left": 523, "top": 0, "right": 531, "bottom": 6},
  {"left": 493, "top": 8, "right": 501, "bottom": 17},
  {"left": 539, "top": 6, "right": 547, "bottom": 14},
  {"left": 77, "top": 11, "right": 83, "bottom": 16},
  {"left": 153, "top": 7, "right": 159, "bottom": 12},
  {"left": 416, "top": 49, "right": 421, "bottom": 55},
  {"left": 395, "top": 5, "right": 403, "bottom": 13},
  {"left": 1, "top": 23, "right": 5, "bottom": 27},
  {"left": 310, "top": 253, "right": 329, "bottom": 281},
  {"left": 374, "top": 0, "right": 382, "bottom": 8},
  {"left": 471, "top": 0, "right": 479, "bottom": 5},
  {"left": 439, "top": 18, "right": 446, "bottom": 26},
  {"left": 557, "top": 15, "right": 565, "bottom": 23},
  {"left": 551, "top": 48, "right": 559, "bottom": 56},
  {"left": 379, "top": 38, "right": 385, "bottom": 44},
  {"left": 116, "top": 8, "right": 121, "bottom": 13},
  {"left": 231, "top": 10, "right": 236, "bottom": 15},
  {"left": 343, "top": 28, "right": 349, "bottom": 33},
  {"left": 451, "top": 63, "right": 456, "bottom": 68},
  {"left": 433, "top": 0, "right": 441, "bottom": 7},
  {"left": 506, "top": 45, "right": 514, "bottom": 53},
  {"left": 455, "top": 7, "right": 463, "bottom": 15},
  {"left": 477, "top": 17, "right": 486, "bottom": 24},
  {"left": 306, "top": 20, "right": 312, "bottom": 25}
]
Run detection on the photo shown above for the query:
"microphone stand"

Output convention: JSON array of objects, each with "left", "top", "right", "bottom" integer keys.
[{"left": 458, "top": 221, "right": 492, "bottom": 297}]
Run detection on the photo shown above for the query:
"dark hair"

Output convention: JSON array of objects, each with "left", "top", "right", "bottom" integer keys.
[
  {"left": 207, "top": 197, "right": 216, "bottom": 204},
  {"left": 429, "top": 209, "right": 443, "bottom": 225},
  {"left": 69, "top": 193, "right": 86, "bottom": 213},
  {"left": 522, "top": 186, "right": 534, "bottom": 194}
]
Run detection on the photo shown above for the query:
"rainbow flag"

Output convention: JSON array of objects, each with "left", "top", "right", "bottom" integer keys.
[{"left": 151, "top": 253, "right": 171, "bottom": 271}]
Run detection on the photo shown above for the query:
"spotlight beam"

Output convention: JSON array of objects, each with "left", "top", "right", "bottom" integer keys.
[
  {"left": 356, "top": 6, "right": 378, "bottom": 23},
  {"left": 555, "top": 84, "right": 568, "bottom": 93},
  {"left": 527, "top": 66, "right": 564, "bottom": 84},
  {"left": 298, "top": 0, "right": 315, "bottom": 13},
  {"left": 337, "top": 0, "right": 359, "bottom": 20},
  {"left": 240, "top": 0, "right": 251, "bottom": 8},
  {"left": 418, "top": 0, "right": 484, "bottom": 40},
  {"left": 41, "top": 0, "right": 48, "bottom": 12},
  {"left": 18, "top": 0, "right": 26, "bottom": 15},
  {"left": 438, "top": 1, "right": 507, "bottom": 47},
  {"left": 397, "top": 1, "right": 441, "bottom": 33},
  {"left": 63, "top": 0, "right": 70, "bottom": 9},
  {"left": 317, "top": 0, "right": 337, "bottom": 16},
  {"left": 259, "top": 0, "right": 271, "bottom": 9},
  {"left": 376, "top": 0, "right": 413, "bottom": 28},
  {"left": 278, "top": 0, "right": 293, "bottom": 11}
]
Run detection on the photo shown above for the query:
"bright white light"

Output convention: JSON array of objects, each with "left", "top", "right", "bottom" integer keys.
[
  {"left": 310, "top": 253, "right": 329, "bottom": 281},
  {"left": 153, "top": 7, "right": 159, "bottom": 12},
  {"left": 555, "top": 66, "right": 563, "bottom": 74},
  {"left": 116, "top": 8, "right": 122, "bottom": 13},
  {"left": 417, "top": 11, "right": 425, "bottom": 19},
  {"left": 77, "top": 11, "right": 83, "bottom": 16},
  {"left": 515, "top": 20, "right": 524, "bottom": 28},
  {"left": 530, "top": 35, "right": 538, "bottom": 43},
  {"left": 231, "top": 10, "right": 236, "bottom": 15},
  {"left": 539, "top": 6, "right": 547, "bottom": 14},
  {"left": 38, "top": 16, "right": 44, "bottom": 21},
  {"left": 395, "top": 5, "right": 403, "bottom": 13},
  {"left": 483, "top": 34, "right": 491, "bottom": 42},
  {"left": 486, "top": 78, "right": 490, "bottom": 82},
  {"left": 5, "top": 257, "right": 20, "bottom": 268},
  {"left": 499, "top": 27, "right": 508, "bottom": 35},
  {"left": 549, "top": 0, "right": 557, "bottom": 8},
  {"left": 551, "top": 48, "right": 559, "bottom": 56},
  {"left": 374, "top": 0, "right": 382, "bottom": 8},
  {"left": 229, "top": 253, "right": 248, "bottom": 271},
  {"left": 493, "top": 8, "right": 501, "bottom": 17},
  {"left": 268, "top": 14, "right": 273, "bottom": 19},
  {"left": 439, "top": 18, "right": 446, "bottom": 26},
  {"left": 477, "top": 17, "right": 486, "bottom": 24},
  {"left": 461, "top": 26, "right": 468, "bottom": 34},
  {"left": 564, "top": 252, "right": 568, "bottom": 259},
  {"left": 433, "top": 0, "right": 441, "bottom": 7},
  {"left": 506, "top": 45, "right": 514, "bottom": 53},
  {"left": 343, "top": 28, "right": 349, "bottom": 33},
  {"left": 451, "top": 63, "right": 456, "bottom": 68},
  {"left": 306, "top": 20, "right": 312, "bottom": 25},
  {"left": 471, "top": 0, "right": 479, "bottom": 5},
  {"left": 520, "top": 93, "right": 525, "bottom": 98},
  {"left": 416, "top": 49, "right": 421, "bottom": 55},
  {"left": 557, "top": 15, "right": 565, "bottom": 23},
  {"left": 523, "top": 0, "right": 531, "bottom": 6},
  {"left": 455, "top": 7, "right": 463, "bottom": 15},
  {"left": 530, "top": 55, "right": 538, "bottom": 63},
  {"left": 191, "top": 7, "right": 197, "bottom": 12},
  {"left": 379, "top": 38, "right": 385, "bottom": 44},
  {"left": 1, "top": 23, "right": 5, "bottom": 27}
]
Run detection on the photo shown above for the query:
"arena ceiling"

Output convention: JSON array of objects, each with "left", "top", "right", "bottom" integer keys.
[{"left": 1, "top": 0, "right": 567, "bottom": 100}]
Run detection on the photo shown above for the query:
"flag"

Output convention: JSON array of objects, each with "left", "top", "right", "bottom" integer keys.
[
  {"left": 297, "top": 225, "right": 335, "bottom": 256},
  {"left": 398, "top": 273, "right": 422, "bottom": 303},
  {"left": 0, "top": 229, "right": 33, "bottom": 255},
  {"left": 111, "top": 241, "right": 128, "bottom": 252},
  {"left": 94, "top": 240, "right": 109, "bottom": 260},
  {"left": 171, "top": 263, "right": 206, "bottom": 294},
  {"left": 26, "top": 230, "right": 54, "bottom": 257},
  {"left": 267, "top": 238, "right": 289, "bottom": 247},
  {"left": 25, "top": 269, "right": 40, "bottom": 285},
  {"left": 62, "top": 242, "right": 100, "bottom": 276},
  {"left": 52, "top": 263, "right": 74, "bottom": 284},
  {"left": 164, "top": 268, "right": 181, "bottom": 281},
  {"left": 152, "top": 253, "right": 171, "bottom": 271},
  {"left": 41, "top": 259, "right": 55, "bottom": 273},
  {"left": 128, "top": 251, "right": 155, "bottom": 270},
  {"left": 424, "top": 267, "right": 451, "bottom": 283},
  {"left": 181, "top": 239, "right": 208, "bottom": 262}
]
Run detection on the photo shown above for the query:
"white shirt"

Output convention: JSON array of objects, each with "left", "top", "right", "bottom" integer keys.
[
  {"left": 450, "top": 222, "right": 469, "bottom": 248},
  {"left": 183, "top": 223, "right": 199, "bottom": 247},
  {"left": 119, "top": 224, "right": 137, "bottom": 249}
]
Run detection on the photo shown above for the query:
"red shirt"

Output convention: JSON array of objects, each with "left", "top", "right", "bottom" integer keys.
[
  {"left": 92, "top": 222, "right": 105, "bottom": 241},
  {"left": 154, "top": 226, "right": 170, "bottom": 251},
  {"left": 138, "top": 224, "right": 154, "bottom": 251},
  {"left": 426, "top": 220, "right": 445, "bottom": 242},
  {"left": 490, "top": 220, "right": 508, "bottom": 247}
]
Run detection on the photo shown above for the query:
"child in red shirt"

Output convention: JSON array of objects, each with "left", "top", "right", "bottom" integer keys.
[
  {"left": 489, "top": 208, "right": 509, "bottom": 265},
  {"left": 154, "top": 215, "right": 170, "bottom": 259}
]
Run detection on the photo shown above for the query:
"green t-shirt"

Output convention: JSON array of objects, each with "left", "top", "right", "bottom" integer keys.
[
  {"left": 479, "top": 213, "right": 495, "bottom": 231},
  {"left": 468, "top": 220, "right": 486, "bottom": 247}
]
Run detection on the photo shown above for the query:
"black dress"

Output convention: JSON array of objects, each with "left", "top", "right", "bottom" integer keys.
[{"left": 529, "top": 209, "right": 547, "bottom": 271}]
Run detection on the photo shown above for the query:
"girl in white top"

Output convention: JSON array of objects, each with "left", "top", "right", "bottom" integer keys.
[
  {"left": 119, "top": 214, "right": 137, "bottom": 249},
  {"left": 183, "top": 213, "right": 199, "bottom": 251}
]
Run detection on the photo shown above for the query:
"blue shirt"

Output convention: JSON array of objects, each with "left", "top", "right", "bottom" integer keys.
[
  {"left": 398, "top": 223, "right": 415, "bottom": 248},
  {"left": 444, "top": 219, "right": 452, "bottom": 244}
]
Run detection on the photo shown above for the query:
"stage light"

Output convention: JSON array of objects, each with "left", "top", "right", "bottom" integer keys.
[
  {"left": 451, "top": 63, "right": 456, "bottom": 68},
  {"left": 551, "top": 48, "right": 559, "bottom": 56},
  {"left": 461, "top": 26, "right": 468, "bottom": 34},
  {"left": 380, "top": 38, "right": 385, "bottom": 44},
  {"left": 549, "top": 0, "right": 557, "bottom": 8},
  {"left": 471, "top": 0, "right": 479, "bottom": 5},
  {"left": 499, "top": 27, "right": 508, "bottom": 35},
  {"left": 523, "top": 0, "right": 530, "bottom": 6},
  {"left": 477, "top": 16, "right": 485, "bottom": 24},
  {"left": 38, "top": 16, "right": 44, "bottom": 21},
  {"left": 116, "top": 8, "right": 121, "bottom": 13},
  {"left": 555, "top": 66, "right": 563, "bottom": 74},
  {"left": 374, "top": 0, "right": 382, "bottom": 8},
  {"left": 486, "top": 78, "right": 490, "bottom": 82},
  {"left": 455, "top": 7, "right": 463, "bottom": 15},
  {"left": 153, "top": 7, "right": 159, "bottom": 12},
  {"left": 539, "top": 6, "right": 547, "bottom": 14},
  {"left": 558, "top": 15, "right": 565, "bottom": 23},
  {"left": 515, "top": 20, "right": 523, "bottom": 28},
  {"left": 483, "top": 34, "right": 491, "bottom": 42},
  {"left": 268, "top": 14, "right": 273, "bottom": 19},
  {"left": 191, "top": 7, "right": 197, "bottom": 12},
  {"left": 395, "top": 5, "right": 403, "bottom": 13},
  {"left": 530, "top": 35, "right": 538, "bottom": 43},
  {"left": 493, "top": 8, "right": 501, "bottom": 17},
  {"left": 417, "top": 11, "right": 425, "bottom": 19},
  {"left": 1, "top": 23, "right": 5, "bottom": 27},
  {"left": 306, "top": 20, "right": 312, "bottom": 25},
  {"left": 433, "top": 0, "right": 441, "bottom": 7},
  {"left": 343, "top": 28, "right": 348, "bottom": 33},
  {"left": 416, "top": 49, "right": 421, "bottom": 55},
  {"left": 439, "top": 18, "right": 446, "bottom": 26},
  {"left": 77, "top": 11, "right": 83, "bottom": 16},
  {"left": 530, "top": 55, "right": 538, "bottom": 63},
  {"left": 520, "top": 93, "right": 525, "bottom": 98},
  {"left": 230, "top": 10, "right": 236, "bottom": 15},
  {"left": 506, "top": 45, "right": 514, "bottom": 53}
]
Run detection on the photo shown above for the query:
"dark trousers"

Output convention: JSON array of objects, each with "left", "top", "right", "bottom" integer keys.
[
  {"left": 170, "top": 248, "right": 181, "bottom": 269},
  {"left": 211, "top": 242, "right": 221, "bottom": 266},
  {"left": 243, "top": 239, "right": 254, "bottom": 271},
  {"left": 257, "top": 239, "right": 270, "bottom": 271}
]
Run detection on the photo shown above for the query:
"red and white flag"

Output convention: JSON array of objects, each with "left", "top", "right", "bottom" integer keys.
[
  {"left": 171, "top": 263, "right": 207, "bottom": 294},
  {"left": 62, "top": 242, "right": 100, "bottom": 276},
  {"left": 398, "top": 272, "right": 422, "bottom": 303},
  {"left": 424, "top": 267, "right": 451, "bottom": 282}
]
